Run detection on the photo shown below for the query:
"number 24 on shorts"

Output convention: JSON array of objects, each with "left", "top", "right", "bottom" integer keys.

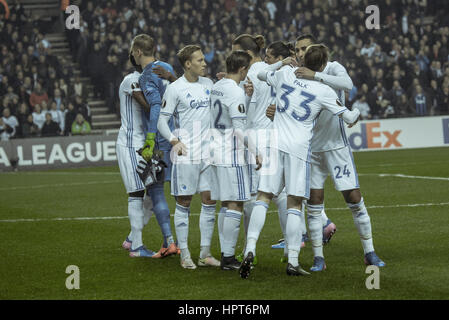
[{"left": 334, "top": 165, "right": 351, "bottom": 179}]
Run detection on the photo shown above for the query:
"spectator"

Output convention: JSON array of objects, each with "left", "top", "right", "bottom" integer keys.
[
  {"left": 41, "top": 113, "right": 61, "bottom": 137},
  {"left": 413, "top": 85, "right": 429, "bottom": 116},
  {"left": 372, "top": 89, "right": 392, "bottom": 119},
  {"left": 2, "top": 107, "right": 18, "bottom": 139},
  {"left": 437, "top": 86, "right": 449, "bottom": 115},
  {"left": 22, "top": 114, "right": 40, "bottom": 138},
  {"left": 389, "top": 80, "right": 405, "bottom": 105},
  {"left": 32, "top": 104, "right": 45, "bottom": 130},
  {"left": 352, "top": 95, "right": 371, "bottom": 120},
  {"left": 49, "top": 101, "right": 64, "bottom": 131},
  {"left": 73, "top": 76, "right": 87, "bottom": 100},
  {"left": 29, "top": 83, "right": 49, "bottom": 108},
  {"left": 73, "top": 95, "right": 91, "bottom": 124},
  {"left": 52, "top": 88, "right": 64, "bottom": 110},
  {"left": 16, "top": 102, "right": 30, "bottom": 137},
  {"left": 0, "top": 117, "right": 12, "bottom": 141},
  {"left": 71, "top": 113, "right": 91, "bottom": 135},
  {"left": 396, "top": 94, "right": 411, "bottom": 117},
  {"left": 64, "top": 102, "right": 77, "bottom": 136}
]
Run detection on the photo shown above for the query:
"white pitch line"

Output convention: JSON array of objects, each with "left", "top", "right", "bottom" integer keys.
[
  {"left": 0, "top": 180, "right": 121, "bottom": 191},
  {"left": 358, "top": 173, "right": 449, "bottom": 181},
  {"left": 2, "top": 171, "right": 120, "bottom": 176},
  {"left": 1, "top": 202, "right": 449, "bottom": 223}
]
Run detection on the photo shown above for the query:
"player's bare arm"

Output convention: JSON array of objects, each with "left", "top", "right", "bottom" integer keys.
[
  {"left": 294, "top": 67, "right": 316, "bottom": 80},
  {"left": 153, "top": 65, "right": 178, "bottom": 83},
  {"left": 243, "top": 77, "right": 254, "bottom": 97},
  {"left": 131, "top": 90, "right": 151, "bottom": 112},
  {"left": 266, "top": 104, "right": 276, "bottom": 121}
]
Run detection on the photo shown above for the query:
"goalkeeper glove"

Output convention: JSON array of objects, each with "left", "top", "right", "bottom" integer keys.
[{"left": 141, "top": 132, "right": 156, "bottom": 161}]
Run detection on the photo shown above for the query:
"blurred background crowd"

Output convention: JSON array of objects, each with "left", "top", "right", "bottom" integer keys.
[{"left": 1, "top": 0, "right": 449, "bottom": 141}]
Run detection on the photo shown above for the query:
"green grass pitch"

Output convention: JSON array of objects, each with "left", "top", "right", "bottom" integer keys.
[{"left": 1, "top": 147, "right": 449, "bottom": 300}]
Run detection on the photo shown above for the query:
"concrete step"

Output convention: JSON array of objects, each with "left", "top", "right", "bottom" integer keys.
[
  {"left": 92, "top": 121, "right": 121, "bottom": 129},
  {"left": 92, "top": 114, "right": 118, "bottom": 122},
  {"left": 46, "top": 35, "right": 66, "bottom": 41},
  {"left": 52, "top": 48, "right": 71, "bottom": 54},
  {"left": 105, "top": 129, "right": 119, "bottom": 136},
  {"left": 49, "top": 41, "right": 69, "bottom": 48},
  {"left": 89, "top": 128, "right": 119, "bottom": 136},
  {"left": 88, "top": 100, "right": 106, "bottom": 107},
  {"left": 90, "top": 107, "right": 109, "bottom": 115},
  {"left": 90, "top": 129, "right": 106, "bottom": 135}
]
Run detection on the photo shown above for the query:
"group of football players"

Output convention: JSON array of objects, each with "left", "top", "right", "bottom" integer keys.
[{"left": 116, "top": 32, "right": 385, "bottom": 278}]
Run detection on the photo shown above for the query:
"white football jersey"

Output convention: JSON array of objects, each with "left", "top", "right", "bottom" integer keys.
[
  {"left": 117, "top": 71, "right": 146, "bottom": 148},
  {"left": 267, "top": 66, "right": 347, "bottom": 161},
  {"left": 311, "top": 61, "right": 352, "bottom": 152},
  {"left": 161, "top": 75, "right": 213, "bottom": 161},
  {"left": 246, "top": 61, "right": 276, "bottom": 129},
  {"left": 210, "top": 78, "right": 248, "bottom": 166}
]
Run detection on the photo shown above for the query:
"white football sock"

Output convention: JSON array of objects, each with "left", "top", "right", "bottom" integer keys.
[
  {"left": 286, "top": 209, "right": 303, "bottom": 267},
  {"left": 128, "top": 197, "right": 144, "bottom": 250},
  {"left": 218, "top": 206, "right": 227, "bottom": 253},
  {"left": 243, "top": 195, "right": 257, "bottom": 236},
  {"left": 307, "top": 204, "right": 324, "bottom": 258},
  {"left": 321, "top": 208, "right": 330, "bottom": 226},
  {"left": 174, "top": 203, "right": 190, "bottom": 260},
  {"left": 199, "top": 203, "right": 216, "bottom": 258},
  {"left": 273, "top": 192, "right": 288, "bottom": 239},
  {"left": 245, "top": 201, "right": 269, "bottom": 256},
  {"left": 222, "top": 209, "right": 242, "bottom": 257},
  {"left": 347, "top": 198, "right": 374, "bottom": 254},
  {"left": 274, "top": 193, "right": 288, "bottom": 256},
  {"left": 301, "top": 199, "right": 307, "bottom": 236}
]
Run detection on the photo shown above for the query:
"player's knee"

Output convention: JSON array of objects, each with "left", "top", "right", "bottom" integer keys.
[
  {"left": 200, "top": 192, "right": 215, "bottom": 206},
  {"left": 343, "top": 189, "right": 362, "bottom": 204},
  {"left": 256, "top": 191, "right": 273, "bottom": 204},
  {"left": 308, "top": 189, "right": 324, "bottom": 205},
  {"left": 287, "top": 195, "right": 305, "bottom": 210},
  {"left": 176, "top": 196, "right": 192, "bottom": 208},
  {"left": 227, "top": 201, "right": 244, "bottom": 212}
]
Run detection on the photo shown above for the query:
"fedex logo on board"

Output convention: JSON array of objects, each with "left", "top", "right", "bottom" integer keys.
[{"left": 348, "top": 122, "right": 402, "bottom": 150}]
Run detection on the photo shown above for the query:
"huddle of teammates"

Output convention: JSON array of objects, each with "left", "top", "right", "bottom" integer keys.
[{"left": 116, "top": 32, "right": 386, "bottom": 278}]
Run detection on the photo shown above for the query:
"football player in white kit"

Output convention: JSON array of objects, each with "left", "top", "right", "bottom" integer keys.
[
  {"left": 157, "top": 45, "right": 220, "bottom": 270},
  {"left": 294, "top": 35, "right": 385, "bottom": 270},
  {"left": 209, "top": 50, "right": 261, "bottom": 270},
  {"left": 239, "top": 44, "right": 361, "bottom": 278},
  {"left": 230, "top": 34, "right": 292, "bottom": 264},
  {"left": 116, "top": 53, "right": 155, "bottom": 257}
]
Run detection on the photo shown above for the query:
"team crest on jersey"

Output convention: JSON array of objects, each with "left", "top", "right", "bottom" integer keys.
[
  {"left": 205, "top": 89, "right": 210, "bottom": 95},
  {"left": 238, "top": 104, "right": 245, "bottom": 113},
  {"left": 336, "top": 99, "right": 342, "bottom": 106}
]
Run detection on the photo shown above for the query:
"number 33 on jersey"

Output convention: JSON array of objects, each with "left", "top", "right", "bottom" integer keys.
[{"left": 265, "top": 66, "right": 349, "bottom": 161}]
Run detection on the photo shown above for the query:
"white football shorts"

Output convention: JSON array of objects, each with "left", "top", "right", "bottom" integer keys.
[
  {"left": 171, "top": 160, "right": 211, "bottom": 196},
  {"left": 116, "top": 144, "right": 145, "bottom": 193},
  {"left": 258, "top": 148, "right": 311, "bottom": 199},
  {"left": 310, "top": 145, "right": 360, "bottom": 191},
  {"left": 210, "top": 165, "right": 251, "bottom": 202}
]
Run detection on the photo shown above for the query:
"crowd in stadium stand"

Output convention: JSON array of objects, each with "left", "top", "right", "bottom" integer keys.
[
  {"left": 1, "top": 0, "right": 449, "bottom": 141},
  {"left": 0, "top": 0, "right": 92, "bottom": 140}
]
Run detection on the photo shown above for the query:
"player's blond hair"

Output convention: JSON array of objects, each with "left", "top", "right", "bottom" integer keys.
[
  {"left": 131, "top": 34, "right": 156, "bottom": 56},
  {"left": 177, "top": 45, "right": 202, "bottom": 68}
]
